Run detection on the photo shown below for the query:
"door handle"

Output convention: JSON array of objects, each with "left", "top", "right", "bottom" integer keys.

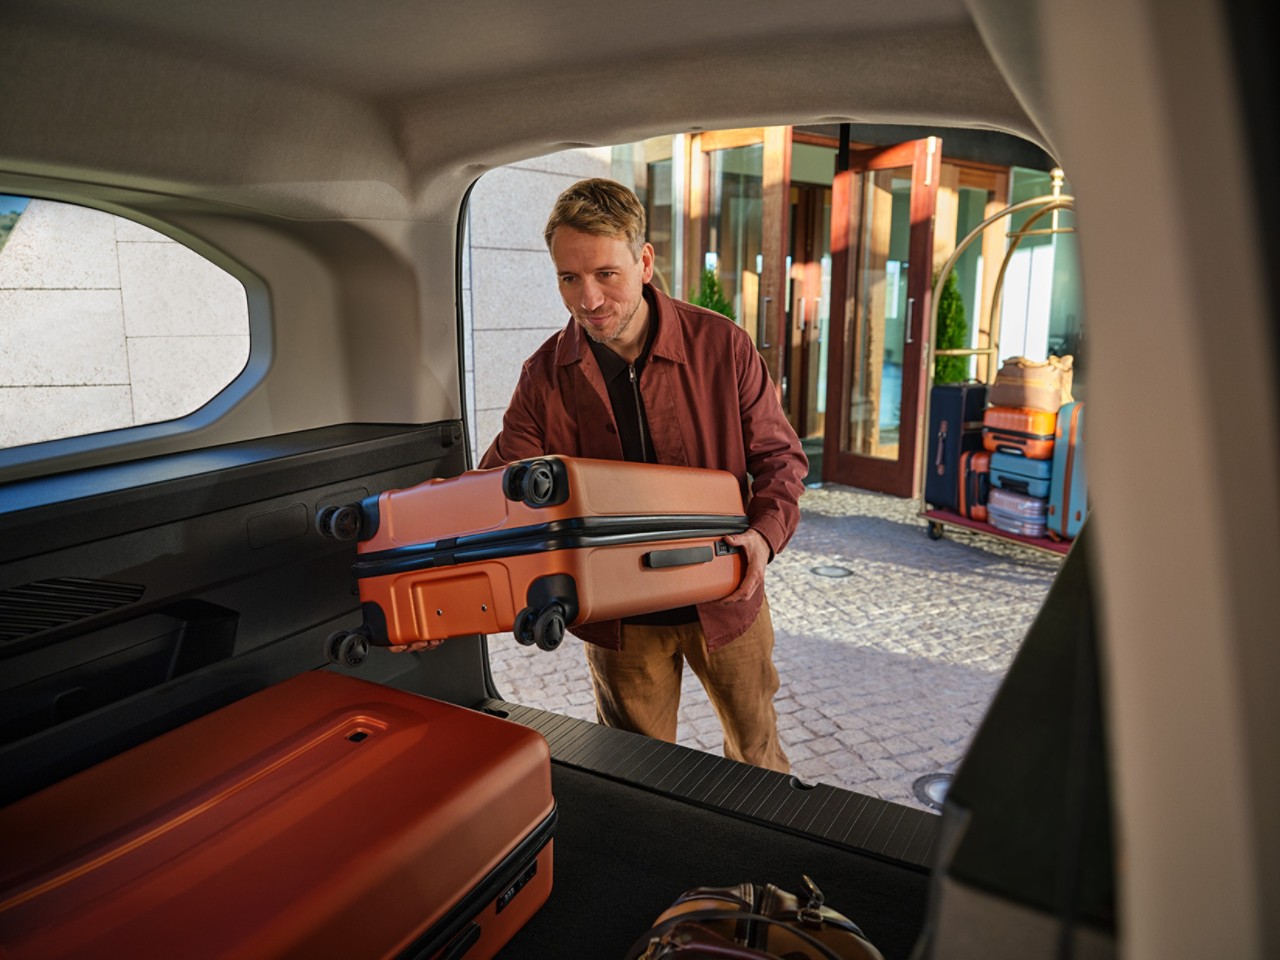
[
  {"left": 905, "top": 296, "right": 915, "bottom": 344},
  {"left": 759, "top": 295, "right": 773, "bottom": 348}
]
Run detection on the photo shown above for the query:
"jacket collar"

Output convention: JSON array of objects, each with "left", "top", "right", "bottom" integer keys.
[{"left": 555, "top": 284, "right": 689, "bottom": 367}]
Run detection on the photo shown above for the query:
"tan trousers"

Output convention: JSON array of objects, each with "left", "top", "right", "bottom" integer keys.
[{"left": 584, "top": 596, "right": 790, "bottom": 773}]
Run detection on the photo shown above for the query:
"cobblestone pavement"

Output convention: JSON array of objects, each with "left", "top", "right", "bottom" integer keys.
[{"left": 487, "top": 484, "right": 1064, "bottom": 813}]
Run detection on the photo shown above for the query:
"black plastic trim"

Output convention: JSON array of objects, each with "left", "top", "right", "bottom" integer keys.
[
  {"left": 396, "top": 806, "right": 557, "bottom": 960},
  {"left": 352, "top": 515, "right": 748, "bottom": 579},
  {"left": 0, "top": 423, "right": 460, "bottom": 565}
]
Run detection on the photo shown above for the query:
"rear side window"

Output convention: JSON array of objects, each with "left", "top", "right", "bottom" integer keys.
[{"left": 0, "top": 196, "right": 250, "bottom": 449}]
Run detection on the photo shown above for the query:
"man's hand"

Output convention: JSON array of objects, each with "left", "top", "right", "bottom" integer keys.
[
  {"left": 721, "top": 527, "right": 770, "bottom": 603},
  {"left": 388, "top": 639, "right": 446, "bottom": 654}
]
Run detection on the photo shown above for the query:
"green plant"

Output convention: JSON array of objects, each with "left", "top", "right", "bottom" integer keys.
[
  {"left": 689, "top": 267, "right": 735, "bottom": 320},
  {"left": 933, "top": 269, "right": 969, "bottom": 384}
]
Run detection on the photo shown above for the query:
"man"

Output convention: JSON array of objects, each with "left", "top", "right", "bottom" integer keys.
[{"left": 482, "top": 178, "right": 806, "bottom": 773}]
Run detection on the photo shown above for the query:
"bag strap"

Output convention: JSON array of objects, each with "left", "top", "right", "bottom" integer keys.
[{"left": 623, "top": 907, "right": 864, "bottom": 960}]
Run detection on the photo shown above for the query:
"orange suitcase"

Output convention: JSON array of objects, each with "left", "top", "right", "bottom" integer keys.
[
  {"left": 981, "top": 406, "right": 1057, "bottom": 460},
  {"left": 321, "top": 456, "right": 748, "bottom": 657},
  {"left": 958, "top": 450, "right": 991, "bottom": 522},
  {"left": 0, "top": 672, "right": 555, "bottom": 960}
]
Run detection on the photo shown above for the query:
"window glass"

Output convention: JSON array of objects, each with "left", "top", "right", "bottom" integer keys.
[
  {"left": 0, "top": 197, "right": 250, "bottom": 448},
  {"left": 1002, "top": 168, "right": 1085, "bottom": 392}
]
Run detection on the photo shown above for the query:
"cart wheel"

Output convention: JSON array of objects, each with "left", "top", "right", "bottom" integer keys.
[
  {"left": 533, "top": 602, "right": 566, "bottom": 652},
  {"left": 521, "top": 460, "right": 557, "bottom": 507},
  {"left": 513, "top": 607, "right": 537, "bottom": 646},
  {"left": 927, "top": 521, "right": 945, "bottom": 541},
  {"left": 502, "top": 463, "right": 529, "bottom": 502},
  {"left": 327, "top": 630, "right": 369, "bottom": 667}
]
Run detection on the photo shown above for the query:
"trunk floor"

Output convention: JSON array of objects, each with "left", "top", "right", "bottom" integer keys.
[
  {"left": 488, "top": 706, "right": 931, "bottom": 960},
  {"left": 494, "top": 762, "right": 931, "bottom": 959}
]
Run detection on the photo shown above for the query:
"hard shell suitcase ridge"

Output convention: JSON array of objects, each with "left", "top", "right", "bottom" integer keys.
[
  {"left": 958, "top": 450, "right": 991, "bottom": 522},
  {"left": 989, "top": 450, "right": 1053, "bottom": 499},
  {"left": 982, "top": 406, "right": 1057, "bottom": 460},
  {"left": 988, "top": 487, "right": 1050, "bottom": 538},
  {"left": 0, "top": 672, "right": 556, "bottom": 960},
  {"left": 321, "top": 456, "right": 749, "bottom": 659}
]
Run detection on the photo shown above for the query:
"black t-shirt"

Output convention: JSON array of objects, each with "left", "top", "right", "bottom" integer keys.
[{"left": 586, "top": 292, "right": 698, "bottom": 627}]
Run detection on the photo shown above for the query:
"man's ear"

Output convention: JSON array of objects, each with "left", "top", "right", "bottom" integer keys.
[{"left": 640, "top": 242, "right": 655, "bottom": 283}]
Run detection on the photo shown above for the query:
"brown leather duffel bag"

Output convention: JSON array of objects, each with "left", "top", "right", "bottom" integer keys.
[
  {"left": 623, "top": 876, "right": 885, "bottom": 960},
  {"left": 988, "top": 355, "right": 1074, "bottom": 412}
]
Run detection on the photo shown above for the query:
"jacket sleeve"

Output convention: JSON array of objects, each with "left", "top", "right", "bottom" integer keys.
[
  {"left": 736, "top": 333, "right": 808, "bottom": 559},
  {"left": 477, "top": 360, "right": 549, "bottom": 469}
]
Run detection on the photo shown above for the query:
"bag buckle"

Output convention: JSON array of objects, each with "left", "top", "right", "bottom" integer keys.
[{"left": 797, "top": 874, "right": 825, "bottom": 926}]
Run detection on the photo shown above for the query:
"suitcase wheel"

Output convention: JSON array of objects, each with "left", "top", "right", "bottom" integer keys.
[
  {"left": 520, "top": 460, "right": 557, "bottom": 507},
  {"left": 502, "top": 459, "right": 563, "bottom": 507},
  {"left": 533, "top": 602, "right": 566, "bottom": 651},
  {"left": 502, "top": 464, "right": 530, "bottom": 502},
  {"left": 513, "top": 607, "right": 537, "bottom": 646},
  {"left": 316, "top": 504, "right": 362, "bottom": 540},
  {"left": 927, "top": 521, "right": 945, "bottom": 541},
  {"left": 326, "top": 629, "right": 370, "bottom": 667}
]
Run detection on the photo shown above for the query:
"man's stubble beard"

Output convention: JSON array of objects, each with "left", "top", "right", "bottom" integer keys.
[{"left": 583, "top": 292, "right": 643, "bottom": 346}]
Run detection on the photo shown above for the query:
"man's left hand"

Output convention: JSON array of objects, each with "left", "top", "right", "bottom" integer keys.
[{"left": 721, "top": 528, "right": 770, "bottom": 603}]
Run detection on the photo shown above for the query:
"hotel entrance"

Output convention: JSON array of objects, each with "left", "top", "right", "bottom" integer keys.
[
  {"left": 678, "top": 129, "right": 941, "bottom": 494},
  {"left": 622, "top": 127, "right": 1064, "bottom": 498}
]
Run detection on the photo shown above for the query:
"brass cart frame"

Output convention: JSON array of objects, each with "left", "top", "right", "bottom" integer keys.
[{"left": 918, "top": 170, "right": 1076, "bottom": 556}]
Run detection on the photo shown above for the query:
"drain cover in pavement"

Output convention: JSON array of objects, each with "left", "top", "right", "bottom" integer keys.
[
  {"left": 912, "top": 773, "right": 952, "bottom": 811},
  {"left": 811, "top": 565, "right": 853, "bottom": 578}
]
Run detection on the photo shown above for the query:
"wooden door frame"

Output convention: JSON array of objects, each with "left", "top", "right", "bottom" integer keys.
[
  {"left": 786, "top": 182, "right": 830, "bottom": 438},
  {"left": 685, "top": 127, "right": 791, "bottom": 389},
  {"left": 823, "top": 134, "right": 940, "bottom": 496}
]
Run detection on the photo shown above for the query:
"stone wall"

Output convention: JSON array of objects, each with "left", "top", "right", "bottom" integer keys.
[
  {"left": 0, "top": 200, "right": 250, "bottom": 448},
  {"left": 462, "top": 148, "right": 612, "bottom": 464}
]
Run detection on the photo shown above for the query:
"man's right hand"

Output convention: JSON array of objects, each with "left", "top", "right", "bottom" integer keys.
[{"left": 388, "top": 639, "right": 446, "bottom": 653}]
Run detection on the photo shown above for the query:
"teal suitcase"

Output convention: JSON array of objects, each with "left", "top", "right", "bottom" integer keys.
[
  {"left": 1048, "top": 401, "right": 1088, "bottom": 539},
  {"left": 990, "top": 451, "right": 1052, "bottom": 499}
]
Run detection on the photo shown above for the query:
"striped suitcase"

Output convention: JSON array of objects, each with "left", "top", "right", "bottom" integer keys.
[
  {"left": 982, "top": 406, "right": 1057, "bottom": 460},
  {"left": 1047, "top": 401, "right": 1088, "bottom": 539},
  {"left": 320, "top": 456, "right": 747, "bottom": 657},
  {"left": 988, "top": 487, "right": 1050, "bottom": 538},
  {"left": 0, "top": 672, "right": 556, "bottom": 960}
]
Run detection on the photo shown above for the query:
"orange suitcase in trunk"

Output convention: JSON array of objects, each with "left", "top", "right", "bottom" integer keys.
[
  {"left": 0, "top": 672, "right": 555, "bottom": 960},
  {"left": 323, "top": 456, "right": 748, "bottom": 656},
  {"left": 981, "top": 406, "right": 1058, "bottom": 460}
]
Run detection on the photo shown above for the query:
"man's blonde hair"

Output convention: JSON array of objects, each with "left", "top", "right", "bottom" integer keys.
[{"left": 544, "top": 178, "right": 647, "bottom": 259}]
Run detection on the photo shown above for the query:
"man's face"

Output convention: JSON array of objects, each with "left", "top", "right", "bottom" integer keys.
[{"left": 550, "top": 227, "right": 654, "bottom": 351}]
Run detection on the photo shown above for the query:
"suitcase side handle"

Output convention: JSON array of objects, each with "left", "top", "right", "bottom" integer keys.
[{"left": 643, "top": 542, "right": 742, "bottom": 569}]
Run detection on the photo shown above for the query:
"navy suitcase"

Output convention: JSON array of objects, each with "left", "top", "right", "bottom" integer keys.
[
  {"left": 990, "top": 451, "right": 1053, "bottom": 499},
  {"left": 925, "top": 383, "right": 988, "bottom": 511}
]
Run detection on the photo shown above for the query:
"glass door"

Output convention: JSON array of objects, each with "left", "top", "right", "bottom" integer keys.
[
  {"left": 786, "top": 182, "right": 832, "bottom": 440},
  {"left": 690, "top": 128, "right": 791, "bottom": 390},
  {"left": 824, "top": 136, "right": 940, "bottom": 496}
]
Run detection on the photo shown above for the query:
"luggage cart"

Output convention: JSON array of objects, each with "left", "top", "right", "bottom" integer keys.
[{"left": 919, "top": 170, "right": 1076, "bottom": 557}]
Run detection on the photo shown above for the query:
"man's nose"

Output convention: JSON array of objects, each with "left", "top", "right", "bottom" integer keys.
[{"left": 580, "top": 279, "right": 605, "bottom": 310}]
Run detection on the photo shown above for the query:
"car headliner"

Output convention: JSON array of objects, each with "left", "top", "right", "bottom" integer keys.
[{"left": 3, "top": 0, "right": 1043, "bottom": 220}]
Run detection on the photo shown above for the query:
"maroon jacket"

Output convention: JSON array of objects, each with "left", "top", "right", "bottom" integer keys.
[{"left": 479, "top": 285, "right": 807, "bottom": 651}]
